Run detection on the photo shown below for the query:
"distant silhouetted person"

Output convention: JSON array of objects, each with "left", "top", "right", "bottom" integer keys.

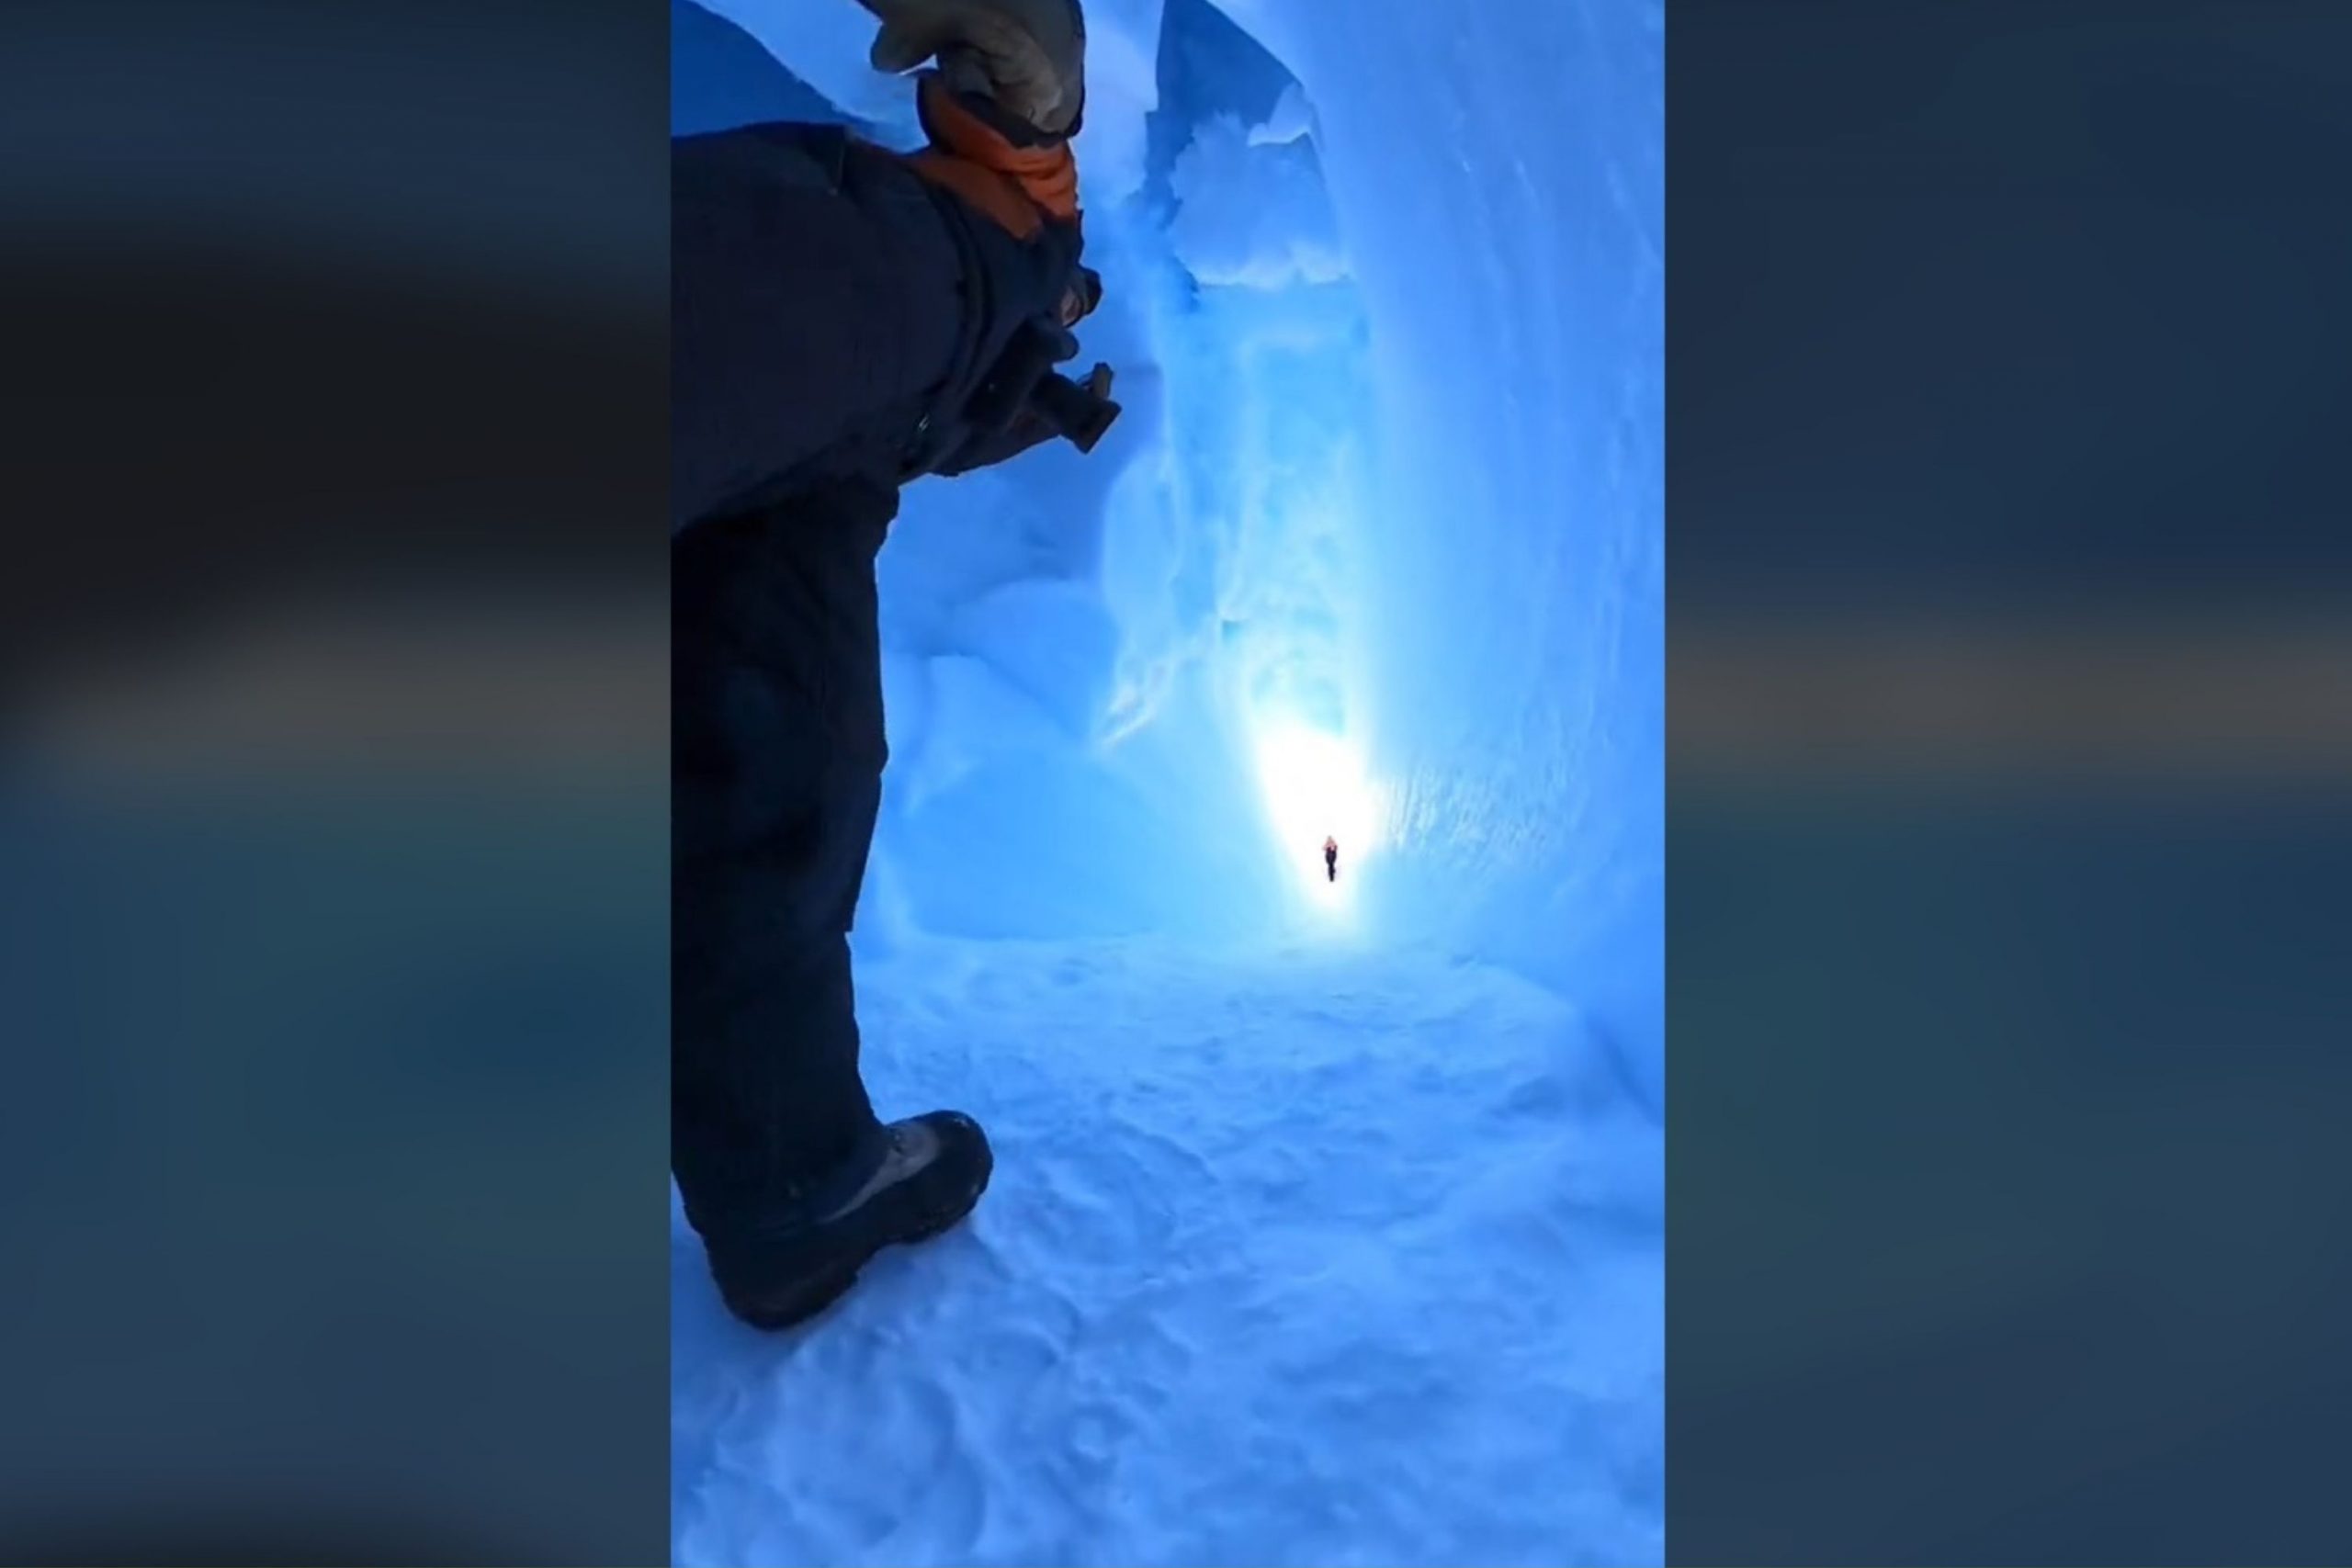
[{"left": 1324, "top": 836, "right": 1339, "bottom": 881}]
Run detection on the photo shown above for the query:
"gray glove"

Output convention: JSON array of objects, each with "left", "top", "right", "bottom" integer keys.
[{"left": 855, "top": 0, "right": 1086, "bottom": 141}]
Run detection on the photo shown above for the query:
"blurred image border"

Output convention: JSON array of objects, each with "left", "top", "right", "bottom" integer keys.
[{"left": 1668, "top": 2, "right": 2352, "bottom": 1561}]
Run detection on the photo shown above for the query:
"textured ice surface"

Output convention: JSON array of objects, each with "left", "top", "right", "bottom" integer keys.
[
  {"left": 673, "top": 0, "right": 1662, "bottom": 1558},
  {"left": 673, "top": 940, "right": 1663, "bottom": 1566}
]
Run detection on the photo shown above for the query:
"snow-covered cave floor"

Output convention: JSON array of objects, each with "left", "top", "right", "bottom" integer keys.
[{"left": 671, "top": 937, "right": 1663, "bottom": 1566}]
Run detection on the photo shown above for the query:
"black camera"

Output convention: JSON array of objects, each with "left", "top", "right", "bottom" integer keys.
[
  {"left": 1030, "top": 362, "right": 1120, "bottom": 454},
  {"left": 958, "top": 316, "right": 1122, "bottom": 458}
]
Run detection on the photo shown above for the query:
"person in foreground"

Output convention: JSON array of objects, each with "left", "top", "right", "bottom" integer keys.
[{"left": 672, "top": 0, "right": 1103, "bottom": 1330}]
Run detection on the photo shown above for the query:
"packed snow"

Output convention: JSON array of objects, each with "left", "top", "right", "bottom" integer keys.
[{"left": 671, "top": 0, "right": 1663, "bottom": 1557}]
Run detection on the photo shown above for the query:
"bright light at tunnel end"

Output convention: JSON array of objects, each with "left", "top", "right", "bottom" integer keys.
[{"left": 1250, "top": 720, "right": 1382, "bottom": 917}]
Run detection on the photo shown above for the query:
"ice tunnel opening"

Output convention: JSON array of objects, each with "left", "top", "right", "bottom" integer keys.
[
  {"left": 1094, "top": 0, "right": 1386, "bottom": 930},
  {"left": 1252, "top": 719, "right": 1375, "bottom": 914}
]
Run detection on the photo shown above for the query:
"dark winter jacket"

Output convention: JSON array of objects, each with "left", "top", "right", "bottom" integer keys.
[{"left": 670, "top": 75, "right": 1087, "bottom": 532}]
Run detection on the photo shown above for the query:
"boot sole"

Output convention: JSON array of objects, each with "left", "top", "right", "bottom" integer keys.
[{"left": 736, "top": 1142, "right": 995, "bottom": 1331}]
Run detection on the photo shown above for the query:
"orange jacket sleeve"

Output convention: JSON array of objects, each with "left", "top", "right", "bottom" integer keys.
[{"left": 903, "top": 73, "right": 1080, "bottom": 241}]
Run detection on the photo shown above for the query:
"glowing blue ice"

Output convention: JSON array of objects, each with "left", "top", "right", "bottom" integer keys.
[{"left": 673, "top": 0, "right": 1663, "bottom": 1557}]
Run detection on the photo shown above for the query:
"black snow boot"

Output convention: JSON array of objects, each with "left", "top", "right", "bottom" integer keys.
[{"left": 707, "top": 1111, "right": 995, "bottom": 1330}]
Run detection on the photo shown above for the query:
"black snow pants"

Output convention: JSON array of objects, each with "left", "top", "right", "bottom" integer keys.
[
  {"left": 669, "top": 116, "right": 1079, "bottom": 1242},
  {"left": 672, "top": 479, "right": 895, "bottom": 1242},
  {"left": 669, "top": 124, "right": 951, "bottom": 1243}
]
